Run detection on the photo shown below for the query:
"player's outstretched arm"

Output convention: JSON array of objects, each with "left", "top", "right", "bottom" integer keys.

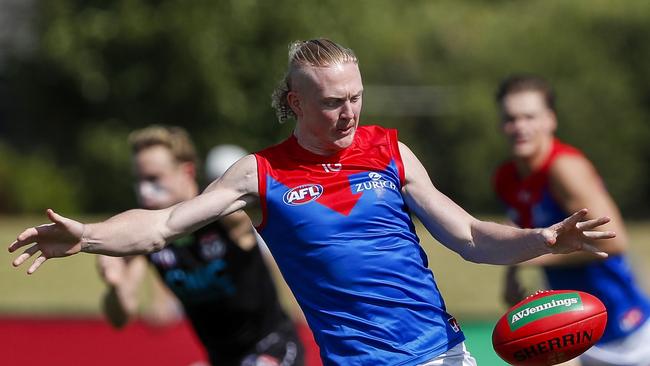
[
  {"left": 8, "top": 155, "right": 259, "bottom": 274},
  {"left": 398, "top": 142, "right": 614, "bottom": 265}
]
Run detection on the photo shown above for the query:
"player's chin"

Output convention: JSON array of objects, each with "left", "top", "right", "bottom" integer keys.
[
  {"left": 332, "top": 131, "right": 356, "bottom": 149},
  {"left": 511, "top": 144, "right": 534, "bottom": 158}
]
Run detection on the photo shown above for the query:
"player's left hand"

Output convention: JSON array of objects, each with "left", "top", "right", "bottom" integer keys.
[
  {"left": 540, "top": 208, "right": 613, "bottom": 258},
  {"left": 8, "top": 209, "right": 85, "bottom": 274}
]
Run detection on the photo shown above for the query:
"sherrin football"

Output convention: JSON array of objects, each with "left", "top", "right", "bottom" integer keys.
[{"left": 492, "top": 290, "right": 607, "bottom": 365}]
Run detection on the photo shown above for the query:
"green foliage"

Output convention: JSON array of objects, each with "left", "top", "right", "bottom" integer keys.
[
  {"left": 0, "top": 143, "right": 81, "bottom": 213},
  {"left": 76, "top": 121, "right": 133, "bottom": 211},
  {"left": 1, "top": 0, "right": 649, "bottom": 214}
]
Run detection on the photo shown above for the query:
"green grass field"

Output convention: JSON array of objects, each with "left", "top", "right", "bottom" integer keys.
[{"left": 2, "top": 214, "right": 650, "bottom": 364}]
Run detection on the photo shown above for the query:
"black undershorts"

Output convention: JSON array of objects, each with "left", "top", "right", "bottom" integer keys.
[{"left": 208, "top": 323, "right": 305, "bottom": 366}]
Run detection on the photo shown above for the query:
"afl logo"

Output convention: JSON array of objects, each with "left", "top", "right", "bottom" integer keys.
[{"left": 283, "top": 184, "right": 324, "bottom": 205}]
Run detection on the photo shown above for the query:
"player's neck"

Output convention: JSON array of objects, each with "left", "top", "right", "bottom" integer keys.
[
  {"left": 514, "top": 138, "right": 554, "bottom": 177},
  {"left": 182, "top": 182, "right": 200, "bottom": 201},
  {"left": 293, "top": 128, "right": 344, "bottom": 157}
]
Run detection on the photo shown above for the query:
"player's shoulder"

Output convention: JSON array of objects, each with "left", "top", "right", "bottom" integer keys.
[
  {"left": 549, "top": 151, "right": 599, "bottom": 189},
  {"left": 549, "top": 150, "right": 594, "bottom": 177},
  {"left": 552, "top": 139, "right": 584, "bottom": 159},
  {"left": 548, "top": 139, "right": 591, "bottom": 172},
  {"left": 207, "top": 153, "right": 259, "bottom": 196},
  {"left": 228, "top": 153, "right": 258, "bottom": 174}
]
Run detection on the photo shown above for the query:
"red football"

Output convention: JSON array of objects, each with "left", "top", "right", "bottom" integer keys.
[{"left": 492, "top": 290, "right": 607, "bottom": 365}]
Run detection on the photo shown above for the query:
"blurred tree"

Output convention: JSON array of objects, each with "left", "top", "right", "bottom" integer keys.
[
  {"left": 0, "top": 0, "right": 648, "bottom": 215},
  {"left": 0, "top": 143, "right": 80, "bottom": 213}
]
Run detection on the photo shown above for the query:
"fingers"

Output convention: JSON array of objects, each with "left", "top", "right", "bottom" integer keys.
[
  {"left": 8, "top": 227, "right": 42, "bottom": 252},
  {"left": 580, "top": 230, "right": 614, "bottom": 259},
  {"left": 582, "top": 230, "right": 616, "bottom": 240},
  {"left": 12, "top": 245, "right": 40, "bottom": 267},
  {"left": 11, "top": 245, "right": 49, "bottom": 274},
  {"left": 568, "top": 208, "right": 588, "bottom": 221},
  {"left": 47, "top": 208, "right": 84, "bottom": 239},
  {"left": 8, "top": 240, "right": 23, "bottom": 253},
  {"left": 47, "top": 209, "right": 61, "bottom": 223},
  {"left": 28, "top": 255, "right": 48, "bottom": 274},
  {"left": 576, "top": 216, "right": 611, "bottom": 230},
  {"left": 562, "top": 209, "right": 588, "bottom": 228},
  {"left": 47, "top": 208, "right": 74, "bottom": 228},
  {"left": 9, "top": 222, "right": 60, "bottom": 253},
  {"left": 579, "top": 242, "right": 609, "bottom": 259}
]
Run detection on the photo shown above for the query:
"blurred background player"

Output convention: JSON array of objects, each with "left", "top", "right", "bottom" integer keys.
[
  {"left": 493, "top": 74, "right": 650, "bottom": 365},
  {"left": 96, "top": 125, "right": 305, "bottom": 366}
]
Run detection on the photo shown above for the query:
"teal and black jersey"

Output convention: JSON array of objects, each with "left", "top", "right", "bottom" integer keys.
[{"left": 147, "top": 221, "right": 292, "bottom": 363}]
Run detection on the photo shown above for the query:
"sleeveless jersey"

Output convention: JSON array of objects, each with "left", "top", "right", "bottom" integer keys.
[
  {"left": 147, "top": 220, "right": 290, "bottom": 361},
  {"left": 255, "top": 125, "right": 464, "bottom": 365},
  {"left": 494, "top": 139, "right": 650, "bottom": 343}
]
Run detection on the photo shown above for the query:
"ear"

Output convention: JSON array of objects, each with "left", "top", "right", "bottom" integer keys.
[
  {"left": 547, "top": 110, "right": 558, "bottom": 133},
  {"left": 179, "top": 162, "right": 196, "bottom": 179},
  {"left": 287, "top": 91, "right": 303, "bottom": 119}
]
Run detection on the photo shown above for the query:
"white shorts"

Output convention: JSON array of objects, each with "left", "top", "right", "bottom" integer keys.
[
  {"left": 418, "top": 342, "right": 477, "bottom": 366},
  {"left": 580, "top": 318, "right": 650, "bottom": 366}
]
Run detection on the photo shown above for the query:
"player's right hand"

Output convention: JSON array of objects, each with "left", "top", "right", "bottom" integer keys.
[
  {"left": 503, "top": 266, "right": 527, "bottom": 306},
  {"left": 8, "top": 209, "right": 84, "bottom": 274},
  {"left": 96, "top": 255, "right": 128, "bottom": 286}
]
